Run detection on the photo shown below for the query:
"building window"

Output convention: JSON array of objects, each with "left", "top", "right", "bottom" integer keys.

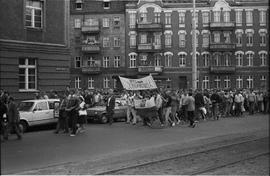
[
  {"left": 179, "top": 12, "right": 185, "bottom": 27},
  {"left": 236, "top": 32, "right": 242, "bottom": 47},
  {"left": 259, "top": 10, "right": 266, "bottom": 26},
  {"left": 260, "top": 75, "right": 266, "bottom": 87},
  {"left": 224, "top": 53, "right": 231, "bottom": 66},
  {"left": 214, "top": 33, "right": 220, "bottom": 43},
  {"left": 191, "top": 11, "right": 198, "bottom": 27},
  {"left": 139, "top": 13, "right": 147, "bottom": 23},
  {"left": 113, "top": 17, "right": 120, "bottom": 27},
  {"left": 114, "top": 56, "right": 120, "bottom": 67},
  {"left": 223, "top": 11, "right": 230, "bottom": 22},
  {"left": 103, "top": 77, "right": 109, "bottom": 88},
  {"left": 213, "top": 53, "right": 221, "bottom": 66},
  {"left": 213, "top": 11, "right": 220, "bottom": 22},
  {"left": 179, "top": 54, "right": 186, "bottom": 67},
  {"left": 236, "top": 76, "right": 243, "bottom": 89},
  {"left": 246, "top": 52, "right": 254, "bottom": 66},
  {"left": 165, "top": 33, "right": 172, "bottom": 47},
  {"left": 19, "top": 58, "right": 37, "bottom": 91},
  {"left": 164, "top": 54, "right": 172, "bottom": 67},
  {"left": 154, "top": 13, "right": 161, "bottom": 23},
  {"left": 129, "top": 54, "right": 137, "bottom": 68},
  {"left": 236, "top": 52, "right": 243, "bottom": 66},
  {"left": 246, "top": 76, "right": 253, "bottom": 89},
  {"left": 154, "top": 33, "right": 161, "bottom": 48},
  {"left": 74, "top": 18, "right": 81, "bottom": 28},
  {"left": 103, "top": 37, "right": 110, "bottom": 47},
  {"left": 25, "top": 0, "right": 43, "bottom": 28},
  {"left": 235, "top": 10, "right": 242, "bottom": 26},
  {"left": 246, "top": 10, "right": 253, "bottom": 26},
  {"left": 103, "top": 18, "right": 109, "bottom": 28},
  {"left": 179, "top": 33, "right": 186, "bottom": 48},
  {"left": 75, "top": 0, "right": 82, "bottom": 10},
  {"left": 154, "top": 55, "right": 161, "bottom": 67},
  {"left": 130, "top": 34, "right": 136, "bottom": 48},
  {"left": 165, "top": 13, "right": 171, "bottom": 27},
  {"left": 103, "top": 1, "right": 110, "bottom": 9},
  {"left": 224, "top": 76, "right": 231, "bottom": 89},
  {"left": 87, "top": 57, "right": 95, "bottom": 67},
  {"left": 224, "top": 32, "right": 231, "bottom": 43},
  {"left": 103, "top": 56, "right": 109, "bottom": 68},
  {"left": 259, "top": 31, "right": 267, "bottom": 46},
  {"left": 140, "top": 34, "right": 147, "bottom": 44},
  {"left": 259, "top": 52, "right": 267, "bottom": 66},
  {"left": 202, "top": 76, "right": 209, "bottom": 90},
  {"left": 75, "top": 77, "right": 81, "bottom": 89},
  {"left": 202, "top": 33, "right": 209, "bottom": 47},
  {"left": 75, "top": 57, "right": 81, "bottom": 68},
  {"left": 202, "top": 53, "right": 209, "bottom": 67},
  {"left": 202, "top": 11, "right": 209, "bottom": 26},
  {"left": 246, "top": 32, "right": 253, "bottom": 47},
  {"left": 129, "top": 13, "right": 136, "bottom": 28},
  {"left": 88, "top": 77, "right": 94, "bottom": 89},
  {"left": 114, "top": 37, "right": 120, "bottom": 47},
  {"left": 214, "top": 76, "right": 221, "bottom": 89}
]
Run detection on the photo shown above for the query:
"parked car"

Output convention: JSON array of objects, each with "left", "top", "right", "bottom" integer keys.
[
  {"left": 86, "top": 98, "right": 128, "bottom": 123},
  {"left": 18, "top": 99, "right": 60, "bottom": 132}
]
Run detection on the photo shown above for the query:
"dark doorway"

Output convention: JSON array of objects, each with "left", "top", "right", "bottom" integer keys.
[{"left": 179, "top": 76, "right": 187, "bottom": 90}]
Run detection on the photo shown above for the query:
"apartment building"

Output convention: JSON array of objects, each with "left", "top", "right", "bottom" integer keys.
[
  {"left": 0, "top": 0, "right": 70, "bottom": 100},
  {"left": 69, "top": 0, "right": 128, "bottom": 90},
  {"left": 125, "top": 0, "right": 269, "bottom": 90}
]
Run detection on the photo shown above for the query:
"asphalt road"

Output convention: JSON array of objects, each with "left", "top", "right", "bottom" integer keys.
[{"left": 1, "top": 114, "right": 269, "bottom": 174}]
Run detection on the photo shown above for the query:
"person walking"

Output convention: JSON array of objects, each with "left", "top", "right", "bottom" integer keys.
[
  {"left": 77, "top": 96, "right": 87, "bottom": 133},
  {"left": 66, "top": 90, "right": 80, "bottom": 136},
  {"left": 5, "top": 97, "right": 22, "bottom": 140},
  {"left": 0, "top": 98, "right": 8, "bottom": 141},
  {"left": 186, "top": 92, "right": 196, "bottom": 128},
  {"left": 54, "top": 93, "right": 69, "bottom": 134},
  {"left": 106, "top": 89, "right": 115, "bottom": 125},
  {"left": 247, "top": 90, "right": 256, "bottom": 115},
  {"left": 155, "top": 91, "right": 164, "bottom": 126},
  {"left": 194, "top": 90, "right": 205, "bottom": 121}
]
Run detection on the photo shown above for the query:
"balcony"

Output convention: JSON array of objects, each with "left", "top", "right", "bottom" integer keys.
[
  {"left": 81, "top": 66, "right": 101, "bottom": 74},
  {"left": 209, "top": 22, "right": 235, "bottom": 30},
  {"left": 81, "top": 44, "right": 100, "bottom": 53},
  {"left": 138, "top": 66, "right": 163, "bottom": 74},
  {"left": 137, "top": 22, "right": 163, "bottom": 31},
  {"left": 209, "top": 66, "right": 236, "bottom": 74},
  {"left": 137, "top": 43, "right": 162, "bottom": 52},
  {"left": 81, "top": 25, "right": 100, "bottom": 33},
  {"left": 209, "top": 43, "right": 236, "bottom": 51}
]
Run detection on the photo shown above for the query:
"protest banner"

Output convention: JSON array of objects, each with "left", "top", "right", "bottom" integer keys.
[{"left": 119, "top": 75, "right": 157, "bottom": 90}]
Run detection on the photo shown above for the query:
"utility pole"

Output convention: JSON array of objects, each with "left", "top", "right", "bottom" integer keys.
[{"left": 192, "top": 0, "right": 197, "bottom": 90}]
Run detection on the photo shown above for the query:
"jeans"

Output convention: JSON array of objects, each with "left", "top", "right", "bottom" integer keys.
[
  {"left": 187, "top": 111, "right": 195, "bottom": 126},
  {"left": 69, "top": 110, "right": 78, "bottom": 134}
]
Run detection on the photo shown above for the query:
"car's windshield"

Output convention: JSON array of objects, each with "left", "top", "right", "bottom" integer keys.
[{"left": 18, "top": 102, "right": 34, "bottom": 111}]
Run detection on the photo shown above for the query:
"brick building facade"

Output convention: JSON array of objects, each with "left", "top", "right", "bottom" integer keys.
[
  {"left": 0, "top": 0, "right": 70, "bottom": 100},
  {"left": 125, "top": 0, "right": 269, "bottom": 90}
]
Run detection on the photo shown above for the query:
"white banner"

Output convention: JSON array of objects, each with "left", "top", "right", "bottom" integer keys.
[{"left": 119, "top": 75, "right": 157, "bottom": 90}]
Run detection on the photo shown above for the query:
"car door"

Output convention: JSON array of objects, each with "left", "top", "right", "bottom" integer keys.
[
  {"left": 48, "top": 101, "right": 59, "bottom": 122},
  {"left": 31, "top": 101, "right": 51, "bottom": 125},
  {"left": 113, "top": 102, "right": 121, "bottom": 119}
]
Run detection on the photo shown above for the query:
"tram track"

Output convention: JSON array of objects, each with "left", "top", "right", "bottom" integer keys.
[{"left": 97, "top": 137, "right": 269, "bottom": 175}]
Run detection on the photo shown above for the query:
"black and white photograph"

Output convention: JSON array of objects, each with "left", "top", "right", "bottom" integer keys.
[{"left": 0, "top": 0, "right": 269, "bottom": 175}]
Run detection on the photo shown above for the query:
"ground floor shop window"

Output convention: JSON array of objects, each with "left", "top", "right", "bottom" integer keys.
[{"left": 19, "top": 58, "right": 37, "bottom": 91}]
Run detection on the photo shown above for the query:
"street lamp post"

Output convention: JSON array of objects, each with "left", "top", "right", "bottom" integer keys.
[{"left": 192, "top": 0, "right": 197, "bottom": 90}]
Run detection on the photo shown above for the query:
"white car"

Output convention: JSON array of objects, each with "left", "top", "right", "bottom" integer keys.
[{"left": 18, "top": 99, "right": 60, "bottom": 132}]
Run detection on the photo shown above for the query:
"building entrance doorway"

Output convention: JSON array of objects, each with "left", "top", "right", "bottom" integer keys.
[{"left": 179, "top": 76, "right": 187, "bottom": 90}]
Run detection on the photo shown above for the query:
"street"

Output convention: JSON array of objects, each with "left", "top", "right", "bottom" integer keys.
[{"left": 1, "top": 114, "right": 269, "bottom": 175}]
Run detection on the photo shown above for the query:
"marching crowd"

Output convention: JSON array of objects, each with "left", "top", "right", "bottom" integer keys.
[{"left": 1, "top": 86, "right": 269, "bottom": 140}]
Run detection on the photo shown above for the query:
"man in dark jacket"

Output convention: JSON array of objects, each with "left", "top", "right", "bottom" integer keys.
[
  {"left": 106, "top": 89, "right": 115, "bottom": 125},
  {"left": 0, "top": 99, "right": 8, "bottom": 141},
  {"left": 66, "top": 90, "right": 80, "bottom": 136},
  {"left": 5, "top": 97, "right": 22, "bottom": 140},
  {"left": 210, "top": 90, "right": 221, "bottom": 120},
  {"left": 194, "top": 89, "right": 205, "bottom": 121}
]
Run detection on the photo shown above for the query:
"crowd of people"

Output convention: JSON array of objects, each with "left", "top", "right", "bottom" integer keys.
[{"left": 1, "top": 86, "right": 269, "bottom": 140}]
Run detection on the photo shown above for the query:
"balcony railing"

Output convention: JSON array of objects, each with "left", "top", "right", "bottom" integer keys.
[
  {"left": 138, "top": 66, "right": 163, "bottom": 74},
  {"left": 209, "top": 43, "right": 236, "bottom": 51},
  {"left": 81, "top": 44, "right": 100, "bottom": 53},
  {"left": 81, "top": 66, "right": 101, "bottom": 74},
  {"left": 137, "top": 44, "right": 162, "bottom": 52},
  {"left": 137, "top": 22, "right": 163, "bottom": 31},
  {"left": 81, "top": 25, "right": 100, "bottom": 33},
  {"left": 209, "top": 22, "right": 235, "bottom": 29},
  {"left": 209, "top": 66, "right": 236, "bottom": 74}
]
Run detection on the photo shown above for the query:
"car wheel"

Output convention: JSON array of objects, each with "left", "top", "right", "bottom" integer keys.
[
  {"left": 100, "top": 114, "right": 108, "bottom": 124},
  {"left": 19, "top": 121, "right": 28, "bottom": 133}
]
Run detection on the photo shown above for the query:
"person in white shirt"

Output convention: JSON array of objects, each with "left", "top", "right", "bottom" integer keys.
[{"left": 155, "top": 91, "right": 164, "bottom": 126}]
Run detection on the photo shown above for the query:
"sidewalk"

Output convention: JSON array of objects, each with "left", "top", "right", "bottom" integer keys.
[{"left": 1, "top": 114, "right": 269, "bottom": 174}]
